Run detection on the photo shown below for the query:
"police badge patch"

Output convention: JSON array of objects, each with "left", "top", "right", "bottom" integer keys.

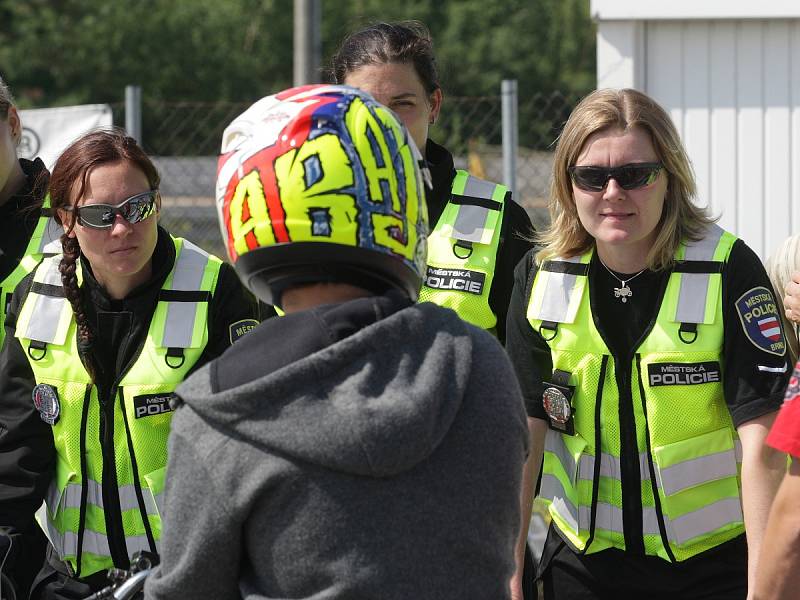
[
  {"left": 424, "top": 267, "right": 486, "bottom": 295},
  {"left": 229, "top": 319, "right": 259, "bottom": 344},
  {"left": 32, "top": 384, "right": 60, "bottom": 425},
  {"left": 735, "top": 287, "right": 787, "bottom": 356}
]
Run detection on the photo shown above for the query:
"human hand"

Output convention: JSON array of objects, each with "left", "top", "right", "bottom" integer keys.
[
  {"left": 785, "top": 271, "right": 800, "bottom": 324},
  {"left": 509, "top": 573, "right": 524, "bottom": 600}
]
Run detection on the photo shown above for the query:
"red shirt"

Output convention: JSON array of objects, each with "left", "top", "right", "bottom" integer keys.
[{"left": 767, "top": 360, "right": 800, "bottom": 457}]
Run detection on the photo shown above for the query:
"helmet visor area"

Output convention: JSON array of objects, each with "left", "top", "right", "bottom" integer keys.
[{"left": 235, "top": 242, "right": 422, "bottom": 308}]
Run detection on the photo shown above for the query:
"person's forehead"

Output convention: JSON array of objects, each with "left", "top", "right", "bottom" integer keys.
[
  {"left": 577, "top": 126, "right": 657, "bottom": 162},
  {"left": 79, "top": 162, "right": 149, "bottom": 204},
  {"left": 346, "top": 63, "right": 424, "bottom": 97}
]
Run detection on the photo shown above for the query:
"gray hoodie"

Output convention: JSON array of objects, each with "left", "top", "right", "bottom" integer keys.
[{"left": 145, "top": 298, "right": 528, "bottom": 600}]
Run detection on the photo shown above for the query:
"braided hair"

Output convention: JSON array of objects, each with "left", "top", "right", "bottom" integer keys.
[{"left": 48, "top": 128, "right": 160, "bottom": 375}]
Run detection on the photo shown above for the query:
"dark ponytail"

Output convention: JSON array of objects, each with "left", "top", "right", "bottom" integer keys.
[{"left": 59, "top": 235, "right": 92, "bottom": 347}]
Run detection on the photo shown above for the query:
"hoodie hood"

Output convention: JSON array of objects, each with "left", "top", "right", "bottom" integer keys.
[{"left": 177, "top": 301, "right": 475, "bottom": 477}]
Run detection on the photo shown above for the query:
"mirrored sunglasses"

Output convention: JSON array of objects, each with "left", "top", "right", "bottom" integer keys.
[
  {"left": 568, "top": 162, "right": 663, "bottom": 192},
  {"left": 71, "top": 190, "right": 159, "bottom": 229}
]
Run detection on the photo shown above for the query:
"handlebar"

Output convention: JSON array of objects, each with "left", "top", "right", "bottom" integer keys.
[{"left": 84, "top": 551, "right": 158, "bottom": 600}]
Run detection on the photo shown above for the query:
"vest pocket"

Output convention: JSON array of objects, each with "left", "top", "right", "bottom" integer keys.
[
  {"left": 39, "top": 463, "right": 77, "bottom": 560},
  {"left": 142, "top": 465, "right": 167, "bottom": 518},
  {"left": 652, "top": 427, "right": 743, "bottom": 548},
  {"left": 540, "top": 430, "right": 589, "bottom": 537}
]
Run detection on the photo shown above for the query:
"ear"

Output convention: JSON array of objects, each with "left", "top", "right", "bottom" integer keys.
[
  {"left": 428, "top": 88, "right": 443, "bottom": 124},
  {"left": 6, "top": 107, "right": 21, "bottom": 145},
  {"left": 57, "top": 209, "right": 77, "bottom": 237}
]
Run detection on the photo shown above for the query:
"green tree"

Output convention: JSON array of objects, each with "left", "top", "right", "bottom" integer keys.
[
  {"left": 0, "top": 0, "right": 595, "bottom": 153},
  {"left": 0, "top": 0, "right": 295, "bottom": 105}
]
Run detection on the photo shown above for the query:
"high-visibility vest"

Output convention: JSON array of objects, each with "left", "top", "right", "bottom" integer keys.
[
  {"left": 418, "top": 170, "right": 507, "bottom": 332},
  {"left": 16, "top": 237, "right": 221, "bottom": 577},
  {"left": 0, "top": 195, "right": 62, "bottom": 347},
  {"left": 526, "top": 224, "right": 745, "bottom": 562}
]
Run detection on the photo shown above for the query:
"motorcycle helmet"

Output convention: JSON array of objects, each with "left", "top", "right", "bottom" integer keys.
[{"left": 216, "top": 84, "right": 429, "bottom": 306}]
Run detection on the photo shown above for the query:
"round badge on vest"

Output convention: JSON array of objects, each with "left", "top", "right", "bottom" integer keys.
[
  {"left": 543, "top": 387, "right": 571, "bottom": 424},
  {"left": 32, "top": 383, "right": 60, "bottom": 425}
]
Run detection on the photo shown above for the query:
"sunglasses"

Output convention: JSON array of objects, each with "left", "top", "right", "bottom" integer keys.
[
  {"left": 568, "top": 162, "right": 664, "bottom": 192},
  {"left": 69, "top": 190, "right": 159, "bottom": 229}
]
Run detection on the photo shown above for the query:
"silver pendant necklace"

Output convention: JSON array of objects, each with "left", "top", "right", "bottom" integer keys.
[{"left": 598, "top": 259, "right": 646, "bottom": 303}]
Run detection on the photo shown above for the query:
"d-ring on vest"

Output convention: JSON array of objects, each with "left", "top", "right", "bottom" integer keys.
[
  {"left": 418, "top": 170, "right": 507, "bottom": 331},
  {"left": 15, "top": 236, "right": 222, "bottom": 577}
]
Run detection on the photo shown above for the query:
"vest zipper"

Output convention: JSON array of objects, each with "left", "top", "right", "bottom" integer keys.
[
  {"left": 588, "top": 258, "right": 670, "bottom": 556},
  {"left": 614, "top": 358, "right": 645, "bottom": 554},
  {"left": 118, "top": 387, "right": 158, "bottom": 554},
  {"left": 99, "top": 384, "right": 131, "bottom": 569},
  {"left": 582, "top": 354, "right": 609, "bottom": 553},
  {"left": 73, "top": 384, "right": 92, "bottom": 577},
  {"left": 99, "top": 318, "right": 153, "bottom": 568},
  {"left": 635, "top": 354, "right": 677, "bottom": 562}
]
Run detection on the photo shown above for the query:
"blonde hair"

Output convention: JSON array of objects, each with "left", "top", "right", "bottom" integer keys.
[
  {"left": 765, "top": 235, "right": 800, "bottom": 364},
  {"left": 537, "top": 88, "right": 715, "bottom": 270}
]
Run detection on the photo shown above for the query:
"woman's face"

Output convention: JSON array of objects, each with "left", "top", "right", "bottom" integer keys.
[
  {"left": 63, "top": 160, "right": 159, "bottom": 299},
  {"left": 572, "top": 126, "right": 667, "bottom": 262},
  {"left": 344, "top": 61, "right": 441, "bottom": 153}
]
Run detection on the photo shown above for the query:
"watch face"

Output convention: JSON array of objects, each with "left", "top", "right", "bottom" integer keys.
[{"left": 543, "top": 387, "right": 571, "bottom": 424}]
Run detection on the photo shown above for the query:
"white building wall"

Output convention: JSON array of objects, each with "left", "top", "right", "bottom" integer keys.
[{"left": 595, "top": 11, "right": 800, "bottom": 259}]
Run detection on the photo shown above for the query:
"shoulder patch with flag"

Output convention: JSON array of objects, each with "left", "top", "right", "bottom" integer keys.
[{"left": 735, "top": 286, "right": 786, "bottom": 356}]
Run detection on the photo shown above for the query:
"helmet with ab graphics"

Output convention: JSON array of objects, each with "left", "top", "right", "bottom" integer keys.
[{"left": 216, "top": 84, "right": 430, "bottom": 308}]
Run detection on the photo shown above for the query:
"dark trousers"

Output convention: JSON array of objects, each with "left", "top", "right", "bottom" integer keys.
[
  {"left": 29, "top": 545, "right": 110, "bottom": 600},
  {"left": 538, "top": 526, "right": 748, "bottom": 600},
  {"left": 522, "top": 543, "right": 537, "bottom": 600},
  {"left": 11, "top": 523, "right": 48, "bottom": 599}
]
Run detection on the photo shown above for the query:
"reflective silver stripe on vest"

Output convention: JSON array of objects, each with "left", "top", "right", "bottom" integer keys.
[
  {"left": 53, "top": 528, "right": 156, "bottom": 560},
  {"left": 545, "top": 430, "right": 577, "bottom": 476},
  {"left": 656, "top": 448, "right": 739, "bottom": 496},
  {"left": 578, "top": 451, "right": 652, "bottom": 482},
  {"left": 544, "top": 432, "right": 742, "bottom": 544},
  {"left": 452, "top": 176, "right": 499, "bottom": 243},
  {"left": 38, "top": 218, "right": 63, "bottom": 255},
  {"left": 162, "top": 240, "right": 209, "bottom": 349},
  {"left": 23, "top": 259, "right": 67, "bottom": 343},
  {"left": 546, "top": 431, "right": 651, "bottom": 483},
  {"left": 674, "top": 224, "right": 724, "bottom": 324},
  {"left": 542, "top": 474, "right": 662, "bottom": 536},
  {"left": 532, "top": 255, "right": 584, "bottom": 323},
  {"left": 540, "top": 474, "right": 580, "bottom": 533},
  {"left": 667, "top": 497, "right": 743, "bottom": 546},
  {"left": 47, "top": 481, "right": 160, "bottom": 516}
]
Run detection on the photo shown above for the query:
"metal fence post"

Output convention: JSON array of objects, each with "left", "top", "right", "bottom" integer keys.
[
  {"left": 125, "top": 85, "right": 142, "bottom": 144},
  {"left": 293, "top": 0, "right": 321, "bottom": 86},
  {"left": 501, "top": 79, "right": 518, "bottom": 194}
]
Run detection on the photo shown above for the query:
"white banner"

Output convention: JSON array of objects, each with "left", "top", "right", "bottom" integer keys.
[{"left": 17, "top": 104, "right": 113, "bottom": 168}]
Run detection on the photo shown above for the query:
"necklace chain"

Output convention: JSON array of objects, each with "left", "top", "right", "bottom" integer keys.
[{"left": 598, "top": 259, "right": 646, "bottom": 304}]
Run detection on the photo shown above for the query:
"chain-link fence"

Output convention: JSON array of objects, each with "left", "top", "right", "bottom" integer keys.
[{"left": 113, "top": 90, "right": 583, "bottom": 260}]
